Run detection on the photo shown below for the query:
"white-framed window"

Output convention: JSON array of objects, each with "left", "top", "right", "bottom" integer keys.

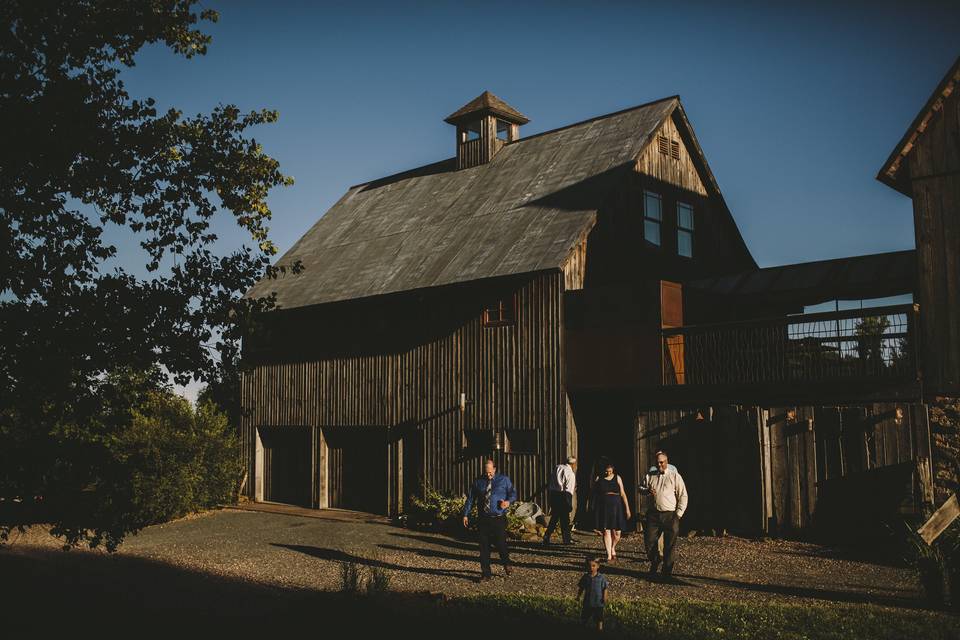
[
  {"left": 677, "top": 202, "right": 694, "bottom": 258},
  {"left": 644, "top": 190, "right": 662, "bottom": 246}
]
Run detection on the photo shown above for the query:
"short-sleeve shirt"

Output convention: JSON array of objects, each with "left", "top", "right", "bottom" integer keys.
[{"left": 578, "top": 573, "right": 608, "bottom": 608}]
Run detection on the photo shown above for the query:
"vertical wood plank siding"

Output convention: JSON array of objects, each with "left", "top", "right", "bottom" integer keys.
[
  {"left": 908, "top": 85, "right": 960, "bottom": 395},
  {"left": 241, "top": 271, "right": 567, "bottom": 516},
  {"left": 637, "top": 401, "right": 930, "bottom": 537}
]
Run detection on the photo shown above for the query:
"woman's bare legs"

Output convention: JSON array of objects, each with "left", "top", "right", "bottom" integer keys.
[
  {"left": 602, "top": 530, "right": 613, "bottom": 561},
  {"left": 611, "top": 529, "right": 622, "bottom": 560}
]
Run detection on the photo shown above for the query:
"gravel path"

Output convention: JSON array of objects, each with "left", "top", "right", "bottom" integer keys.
[{"left": 11, "top": 507, "right": 921, "bottom": 609}]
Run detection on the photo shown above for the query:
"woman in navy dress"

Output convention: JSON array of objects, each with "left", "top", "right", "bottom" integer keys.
[{"left": 592, "top": 462, "right": 632, "bottom": 562}]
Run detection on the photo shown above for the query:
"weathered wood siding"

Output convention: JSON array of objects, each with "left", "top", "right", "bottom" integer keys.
[
  {"left": 241, "top": 271, "right": 569, "bottom": 515},
  {"left": 635, "top": 114, "right": 708, "bottom": 196},
  {"left": 909, "top": 86, "right": 960, "bottom": 396},
  {"left": 637, "top": 402, "right": 932, "bottom": 538}
]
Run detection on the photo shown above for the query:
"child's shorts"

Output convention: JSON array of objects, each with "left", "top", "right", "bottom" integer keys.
[{"left": 581, "top": 605, "right": 604, "bottom": 624}]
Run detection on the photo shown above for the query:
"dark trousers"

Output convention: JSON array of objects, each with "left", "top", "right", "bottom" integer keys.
[
  {"left": 477, "top": 515, "right": 510, "bottom": 576},
  {"left": 644, "top": 510, "right": 680, "bottom": 573},
  {"left": 543, "top": 491, "right": 573, "bottom": 543}
]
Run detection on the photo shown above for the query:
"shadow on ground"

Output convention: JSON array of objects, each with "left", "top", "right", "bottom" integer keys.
[{"left": 0, "top": 545, "right": 585, "bottom": 636}]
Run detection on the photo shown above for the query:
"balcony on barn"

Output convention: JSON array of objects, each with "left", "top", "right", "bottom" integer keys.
[
  {"left": 655, "top": 250, "right": 921, "bottom": 406},
  {"left": 658, "top": 303, "right": 920, "bottom": 404}
]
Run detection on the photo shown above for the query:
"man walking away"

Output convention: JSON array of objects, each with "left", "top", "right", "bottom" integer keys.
[
  {"left": 640, "top": 451, "right": 688, "bottom": 578},
  {"left": 543, "top": 456, "right": 577, "bottom": 546},
  {"left": 463, "top": 459, "right": 517, "bottom": 581}
]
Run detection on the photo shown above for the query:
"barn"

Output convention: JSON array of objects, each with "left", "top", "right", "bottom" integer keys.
[{"left": 241, "top": 64, "right": 957, "bottom": 539}]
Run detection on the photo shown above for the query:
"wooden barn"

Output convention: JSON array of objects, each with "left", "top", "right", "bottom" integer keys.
[{"left": 241, "top": 59, "right": 958, "bottom": 540}]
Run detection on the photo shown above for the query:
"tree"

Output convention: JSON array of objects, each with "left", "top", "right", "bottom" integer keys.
[{"left": 0, "top": 1, "right": 294, "bottom": 549}]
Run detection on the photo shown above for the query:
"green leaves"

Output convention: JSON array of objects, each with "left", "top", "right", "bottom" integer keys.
[{"left": 0, "top": 1, "right": 290, "bottom": 548}]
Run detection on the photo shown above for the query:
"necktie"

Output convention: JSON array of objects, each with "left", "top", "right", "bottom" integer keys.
[{"left": 483, "top": 478, "right": 493, "bottom": 514}]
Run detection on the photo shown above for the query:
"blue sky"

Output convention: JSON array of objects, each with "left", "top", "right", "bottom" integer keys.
[{"left": 119, "top": 0, "right": 958, "bottom": 272}]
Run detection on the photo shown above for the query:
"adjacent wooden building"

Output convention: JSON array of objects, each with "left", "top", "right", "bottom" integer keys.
[{"left": 242, "top": 62, "right": 957, "bottom": 540}]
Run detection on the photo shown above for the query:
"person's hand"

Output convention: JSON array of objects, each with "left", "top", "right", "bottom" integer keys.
[
  {"left": 626, "top": 511, "right": 632, "bottom": 520},
  {"left": 498, "top": 500, "right": 510, "bottom": 509},
  {"left": 463, "top": 516, "right": 469, "bottom": 528},
  {"left": 649, "top": 485, "right": 657, "bottom": 497}
]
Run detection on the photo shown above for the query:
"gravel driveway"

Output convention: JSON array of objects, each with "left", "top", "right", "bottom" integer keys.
[{"left": 48, "top": 505, "right": 914, "bottom": 609}]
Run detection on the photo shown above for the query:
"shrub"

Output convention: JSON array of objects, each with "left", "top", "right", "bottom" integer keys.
[
  {"left": 117, "top": 392, "right": 243, "bottom": 526},
  {"left": 366, "top": 564, "right": 391, "bottom": 595},
  {"left": 407, "top": 485, "right": 467, "bottom": 533},
  {"left": 338, "top": 561, "right": 363, "bottom": 593}
]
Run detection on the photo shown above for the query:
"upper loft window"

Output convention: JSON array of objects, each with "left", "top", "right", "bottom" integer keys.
[
  {"left": 643, "top": 190, "right": 662, "bottom": 246},
  {"left": 496, "top": 119, "right": 511, "bottom": 142},
  {"left": 483, "top": 295, "right": 516, "bottom": 327},
  {"left": 677, "top": 202, "right": 694, "bottom": 258}
]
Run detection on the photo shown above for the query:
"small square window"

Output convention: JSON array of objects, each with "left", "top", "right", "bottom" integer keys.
[
  {"left": 483, "top": 294, "right": 516, "bottom": 327},
  {"left": 644, "top": 191, "right": 662, "bottom": 246},
  {"left": 462, "top": 429, "right": 494, "bottom": 452},
  {"left": 504, "top": 429, "right": 538, "bottom": 454}
]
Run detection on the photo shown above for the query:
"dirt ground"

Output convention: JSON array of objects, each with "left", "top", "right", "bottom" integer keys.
[{"left": 4, "top": 505, "right": 921, "bottom": 610}]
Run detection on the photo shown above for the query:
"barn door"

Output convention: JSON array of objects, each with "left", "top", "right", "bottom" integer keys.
[
  {"left": 260, "top": 426, "right": 312, "bottom": 507},
  {"left": 323, "top": 427, "right": 389, "bottom": 515}
]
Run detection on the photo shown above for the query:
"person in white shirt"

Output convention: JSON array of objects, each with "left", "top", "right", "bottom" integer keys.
[
  {"left": 542, "top": 456, "right": 577, "bottom": 545},
  {"left": 639, "top": 451, "right": 688, "bottom": 577}
]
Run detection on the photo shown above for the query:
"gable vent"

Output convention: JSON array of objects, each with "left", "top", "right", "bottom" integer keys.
[
  {"left": 657, "top": 135, "right": 670, "bottom": 155},
  {"left": 670, "top": 140, "right": 680, "bottom": 160}
]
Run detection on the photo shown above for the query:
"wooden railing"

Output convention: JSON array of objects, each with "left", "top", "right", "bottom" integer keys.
[{"left": 661, "top": 304, "right": 919, "bottom": 388}]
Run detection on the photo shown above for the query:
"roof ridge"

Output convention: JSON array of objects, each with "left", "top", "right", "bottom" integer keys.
[{"left": 348, "top": 95, "right": 680, "bottom": 190}]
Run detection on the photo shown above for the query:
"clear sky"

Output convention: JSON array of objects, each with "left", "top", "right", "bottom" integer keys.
[{"left": 118, "top": 1, "right": 958, "bottom": 397}]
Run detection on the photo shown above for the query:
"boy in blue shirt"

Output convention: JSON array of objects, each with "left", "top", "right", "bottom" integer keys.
[{"left": 577, "top": 557, "right": 609, "bottom": 631}]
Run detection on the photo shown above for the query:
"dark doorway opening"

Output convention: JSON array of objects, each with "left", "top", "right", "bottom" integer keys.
[
  {"left": 570, "top": 393, "right": 637, "bottom": 530},
  {"left": 324, "top": 427, "right": 388, "bottom": 515},
  {"left": 260, "top": 426, "right": 312, "bottom": 507}
]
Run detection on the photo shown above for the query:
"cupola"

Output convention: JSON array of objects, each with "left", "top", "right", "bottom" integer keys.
[{"left": 444, "top": 91, "right": 529, "bottom": 170}]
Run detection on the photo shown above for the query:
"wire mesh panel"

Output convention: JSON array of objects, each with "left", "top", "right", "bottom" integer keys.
[{"left": 661, "top": 305, "right": 917, "bottom": 387}]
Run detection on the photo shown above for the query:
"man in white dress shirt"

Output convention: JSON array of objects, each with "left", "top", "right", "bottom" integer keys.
[
  {"left": 640, "top": 451, "right": 688, "bottom": 577},
  {"left": 542, "top": 456, "right": 577, "bottom": 545}
]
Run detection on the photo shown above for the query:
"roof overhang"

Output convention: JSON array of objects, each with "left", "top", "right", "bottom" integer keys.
[{"left": 877, "top": 56, "right": 960, "bottom": 197}]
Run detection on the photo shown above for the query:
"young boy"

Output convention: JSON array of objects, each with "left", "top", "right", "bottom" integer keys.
[{"left": 577, "top": 557, "right": 609, "bottom": 631}]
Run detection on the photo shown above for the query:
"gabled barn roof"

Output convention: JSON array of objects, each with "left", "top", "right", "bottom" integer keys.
[
  {"left": 247, "top": 95, "right": 750, "bottom": 310},
  {"left": 878, "top": 55, "right": 960, "bottom": 197}
]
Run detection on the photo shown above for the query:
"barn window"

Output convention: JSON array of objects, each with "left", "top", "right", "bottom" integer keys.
[
  {"left": 462, "top": 429, "right": 494, "bottom": 452},
  {"left": 483, "top": 294, "right": 516, "bottom": 327},
  {"left": 496, "top": 119, "right": 511, "bottom": 142},
  {"left": 461, "top": 120, "right": 482, "bottom": 142},
  {"left": 658, "top": 135, "right": 680, "bottom": 160},
  {"left": 643, "top": 190, "right": 662, "bottom": 246},
  {"left": 677, "top": 202, "right": 694, "bottom": 258},
  {"left": 504, "top": 429, "right": 538, "bottom": 454}
]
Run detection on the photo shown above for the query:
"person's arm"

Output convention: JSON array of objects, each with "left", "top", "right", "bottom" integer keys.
[
  {"left": 617, "top": 476, "right": 631, "bottom": 520},
  {"left": 602, "top": 584, "right": 607, "bottom": 605},
  {"left": 500, "top": 477, "right": 517, "bottom": 508},
  {"left": 675, "top": 473, "right": 688, "bottom": 519},
  {"left": 462, "top": 481, "right": 474, "bottom": 526}
]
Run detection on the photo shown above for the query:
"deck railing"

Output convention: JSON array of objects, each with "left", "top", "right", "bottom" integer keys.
[{"left": 661, "top": 304, "right": 919, "bottom": 388}]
